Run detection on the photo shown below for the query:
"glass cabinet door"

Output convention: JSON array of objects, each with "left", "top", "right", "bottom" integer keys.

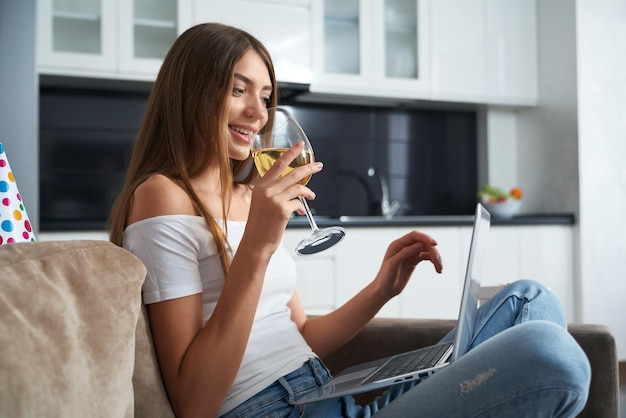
[
  {"left": 51, "top": 0, "right": 102, "bottom": 54},
  {"left": 132, "top": 0, "right": 178, "bottom": 60},
  {"left": 312, "top": 0, "right": 373, "bottom": 93},
  {"left": 377, "top": 0, "right": 429, "bottom": 97},
  {"left": 118, "top": 0, "right": 192, "bottom": 77},
  {"left": 323, "top": 0, "right": 361, "bottom": 75},
  {"left": 311, "top": 0, "right": 429, "bottom": 98},
  {"left": 38, "top": 0, "right": 117, "bottom": 73},
  {"left": 384, "top": 0, "right": 418, "bottom": 79}
]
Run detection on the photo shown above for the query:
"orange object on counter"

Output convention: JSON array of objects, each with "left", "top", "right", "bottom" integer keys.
[{"left": 510, "top": 187, "right": 523, "bottom": 200}]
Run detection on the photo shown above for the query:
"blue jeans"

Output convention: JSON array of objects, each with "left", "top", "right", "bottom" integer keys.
[{"left": 221, "top": 280, "right": 591, "bottom": 418}]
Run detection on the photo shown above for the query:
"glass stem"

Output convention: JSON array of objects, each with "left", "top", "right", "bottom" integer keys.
[{"left": 298, "top": 197, "right": 320, "bottom": 233}]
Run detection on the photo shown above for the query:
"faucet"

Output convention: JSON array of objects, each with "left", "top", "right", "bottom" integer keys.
[
  {"left": 337, "top": 170, "right": 378, "bottom": 215},
  {"left": 367, "top": 167, "right": 402, "bottom": 219}
]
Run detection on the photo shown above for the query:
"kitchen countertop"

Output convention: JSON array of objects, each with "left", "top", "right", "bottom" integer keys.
[
  {"left": 39, "top": 214, "right": 575, "bottom": 232},
  {"left": 286, "top": 214, "right": 575, "bottom": 228}
]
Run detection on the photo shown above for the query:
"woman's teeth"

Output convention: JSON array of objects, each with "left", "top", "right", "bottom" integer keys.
[{"left": 232, "top": 126, "right": 253, "bottom": 136}]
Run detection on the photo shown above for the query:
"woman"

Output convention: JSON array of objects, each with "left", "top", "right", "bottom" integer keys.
[{"left": 109, "top": 23, "right": 590, "bottom": 417}]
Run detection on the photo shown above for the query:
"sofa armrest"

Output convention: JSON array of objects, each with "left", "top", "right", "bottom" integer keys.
[
  {"left": 321, "top": 318, "right": 619, "bottom": 418},
  {"left": 567, "top": 323, "right": 619, "bottom": 418}
]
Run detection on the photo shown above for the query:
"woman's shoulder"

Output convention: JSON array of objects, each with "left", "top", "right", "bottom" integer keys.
[{"left": 128, "top": 174, "right": 196, "bottom": 224}]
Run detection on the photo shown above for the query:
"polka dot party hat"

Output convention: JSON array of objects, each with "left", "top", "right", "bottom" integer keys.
[{"left": 0, "top": 143, "right": 36, "bottom": 245}]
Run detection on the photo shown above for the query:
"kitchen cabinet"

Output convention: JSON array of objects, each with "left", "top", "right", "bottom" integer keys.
[
  {"left": 430, "top": 0, "right": 537, "bottom": 105},
  {"left": 429, "top": 0, "right": 486, "bottom": 102},
  {"left": 333, "top": 226, "right": 463, "bottom": 319},
  {"left": 38, "top": 222, "right": 574, "bottom": 321},
  {"left": 484, "top": 0, "right": 537, "bottom": 104},
  {"left": 193, "top": 0, "right": 312, "bottom": 85},
  {"left": 37, "top": 0, "right": 193, "bottom": 80},
  {"left": 117, "top": 0, "right": 192, "bottom": 76},
  {"left": 284, "top": 224, "right": 575, "bottom": 321},
  {"left": 310, "top": 0, "right": 430, "bottom": 99}
]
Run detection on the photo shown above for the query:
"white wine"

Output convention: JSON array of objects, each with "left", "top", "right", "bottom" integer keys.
[{"left": 252, "top": 147, "right": 314, "bottom": 185}]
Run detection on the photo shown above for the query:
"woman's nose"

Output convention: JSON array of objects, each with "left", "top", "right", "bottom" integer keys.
[{"left": 244, "top": 99, "right": 267, "bottom": 120}]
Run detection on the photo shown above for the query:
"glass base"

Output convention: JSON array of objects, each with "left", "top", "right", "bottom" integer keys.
[{"left": 295, "top": 226, "right": 346, "bottom": 255}]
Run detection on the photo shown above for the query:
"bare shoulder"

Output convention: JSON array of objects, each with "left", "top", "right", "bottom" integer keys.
[{"left": 127, "top": 174, "right": 196, "bottom": 224}]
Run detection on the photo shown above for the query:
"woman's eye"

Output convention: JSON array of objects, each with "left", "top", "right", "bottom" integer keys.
[
  {"left": 262, "top": 97, "right": 271, "bottom": 106},
  {"left": 233, "top": 87, "right": 245, "bottom": 96}
]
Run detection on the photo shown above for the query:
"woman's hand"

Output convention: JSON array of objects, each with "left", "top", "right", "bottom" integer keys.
[
  {"left": 291, "top": 231, "right": 443, "bottom": 358},
  {"left": 373, "top": 230, "right": 443, "bottom": 299},
  {"left": 246, "top": 141, "right": 323, "bottom": 254}
]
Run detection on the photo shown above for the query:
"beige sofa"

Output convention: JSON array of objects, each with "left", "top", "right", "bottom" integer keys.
[{"left": 0, "top": 240, "right": 619, "bottom": 417}]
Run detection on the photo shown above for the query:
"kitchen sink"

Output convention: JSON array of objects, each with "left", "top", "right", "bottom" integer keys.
[
  {"left": 338, "top": 215, "right": 475, "bottom": 225},
  {"left": 287, "top": 215, "right": 476, "bottom": 228}
]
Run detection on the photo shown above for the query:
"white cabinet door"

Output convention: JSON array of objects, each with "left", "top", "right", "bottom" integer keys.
[
  {"left": 334, "top": 227, "right": 402, "bottom": 317},
  {"left": 333, "top": 225, "right": 471, "bottom": 319},
  {"left": 118, "top": 0, "right": 193, "bottom": 78},
  {"left": 311, "top": 0, "right": 372, "bottom": 91},
  {"left": 37, "top": 0, "right": 192, "bottom": 80},
  {"left": 310, "top": 0, "right": 429, "bottom": 99},
  {"left": 400, "top": 226, "right": 466, "bottom": 319},
  {"left": 430, "top": 0, "right": 486, "bottom": 103},
  {"left": 283, "top": 228, "right": 337, "bottom": 315},
  {"left": 517, "top": 225, "right": 574, "bottom": 320},
  {"left": 193, "top": 0, "right": 312, "bottom": 85},
  {"left": 484, "top": 0, "right": 537, "bottom": 105},
  {"left": 479, "top": 225, "right": 574, "bottom": 321},
  {"left": 37, "top": 0, "right": 118, "bottom": 76},
  {"left": 284, "top": 223, "right": 574, "bottom": 321},
  {"left": 480, "top": 225, "right": 520, "bottom": 286},
  {"left": 429, "top": 0, "right": 537, "bottom": 105},
  {"left": 375, "top": 0, "right": 430, "bottom": 98}
]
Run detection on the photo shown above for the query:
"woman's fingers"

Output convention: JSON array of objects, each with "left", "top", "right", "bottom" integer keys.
[
  {"left": 420, "top": 246, "right": 443, "bottom": 273},
  {"left": 387, "top": 231, "right": 443, "bottom": 273}
]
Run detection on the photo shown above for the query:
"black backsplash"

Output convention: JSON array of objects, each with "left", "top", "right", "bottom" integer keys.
[
  {"left": 39, "top": 86, "right": 477, "bottom": 230},
  {"left": 39, "top": 86, "right": 145, "bottom": 230},
  {"left": 289, "top": 104, "right": 477, "bottom": 217}
]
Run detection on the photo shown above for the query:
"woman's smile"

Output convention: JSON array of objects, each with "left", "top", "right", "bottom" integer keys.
[{"left": 229, "top": 124, "right": 256, "bottom": 144}]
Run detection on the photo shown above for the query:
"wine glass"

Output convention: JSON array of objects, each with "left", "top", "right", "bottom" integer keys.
[{"left": 251, "top": 107, "right": 345, "bottom": 255}]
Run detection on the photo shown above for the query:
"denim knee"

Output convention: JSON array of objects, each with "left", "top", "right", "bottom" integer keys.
[
  {"left": 500, "top": 279, "right": 567, "bottom": 327},
  {"left": 514, "top": 321, "right": 591, "bottom": 404},
  {"left": 506, "top": 279, "right": 555, "bottom": 303}
]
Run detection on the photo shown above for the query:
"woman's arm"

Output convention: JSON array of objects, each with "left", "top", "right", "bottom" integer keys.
[
  {"left": 133, "top": 144, "right": 323, "bottom": 417},
  {"left": 146, "top": 242, "right": 272, "bottom": 418},
  {"left": 289, "top": 230, "right": 443, "bottom": 359}
]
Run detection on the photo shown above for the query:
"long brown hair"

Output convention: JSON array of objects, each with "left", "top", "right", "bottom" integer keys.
[{"left": 108, "top": 23, "right": 278, "bottom": 272}]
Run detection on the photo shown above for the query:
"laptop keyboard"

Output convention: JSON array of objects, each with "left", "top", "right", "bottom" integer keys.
[{"left": 363, "top": 342, "right": 453, "bottom": 384}]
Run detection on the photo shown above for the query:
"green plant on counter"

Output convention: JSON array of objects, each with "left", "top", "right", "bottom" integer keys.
[{"left": 478, "top": 185, "right": 523, "bottom": 203}]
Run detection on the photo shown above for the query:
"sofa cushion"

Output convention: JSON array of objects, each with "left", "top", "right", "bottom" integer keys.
[{"left": 0, "top": 240, "right": 146, "bottom": 417}]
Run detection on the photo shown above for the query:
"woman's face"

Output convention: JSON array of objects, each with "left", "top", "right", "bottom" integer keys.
[{"left": 227, "top": 49, "right": 273, "bottom": 161}]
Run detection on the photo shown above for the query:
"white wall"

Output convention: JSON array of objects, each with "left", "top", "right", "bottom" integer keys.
[
  {"left": 575, "top": 0, "right": 626, "bottom": 360},
  {"left": 516, "top": 0, "right": 580, "bottom": 217},
  {"left": 486, "top": 0, "right": 626, "bottom": 359},
  {"left": 0, "top": 0, "right": 38, "bottom": 232},
  {"left": 485, "top": 0, "right": 579, "bottom": 216},
  {"left": 485, "top": 108, "right": 518, "bottom": 193}
]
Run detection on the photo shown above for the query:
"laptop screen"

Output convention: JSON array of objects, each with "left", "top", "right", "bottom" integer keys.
[{"left": 451, "top": 203, "right": 491, "bottom": 362}]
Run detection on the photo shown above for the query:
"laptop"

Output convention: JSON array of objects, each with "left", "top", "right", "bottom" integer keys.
[{"left": 296, "top": 203, "right": 491, "bottom": 404}]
